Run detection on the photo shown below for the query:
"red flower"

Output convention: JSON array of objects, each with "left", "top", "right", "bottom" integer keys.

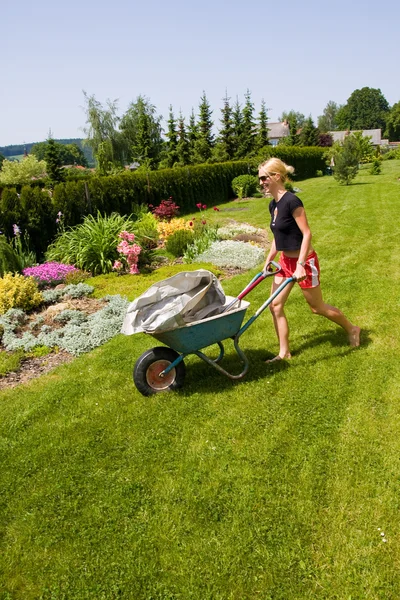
[
  {"left": 213, "top": 206, "right": 220, "bottom": 211},
  {"left": 189, "top": 221, "right": 193, "bottom": 226},
  {"left": 196, "top": 203, "right": 202, "bottom": 209},
  {"left": 202, "top": 204, "right": 207, "bottom": 210},
  {"left": 202, "top": 220, "right": 206, "bottom": 225}
]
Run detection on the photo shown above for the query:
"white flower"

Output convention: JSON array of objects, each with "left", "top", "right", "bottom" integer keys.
[{"left": 195, "top": 240, "right": 265, "bottom": 269}]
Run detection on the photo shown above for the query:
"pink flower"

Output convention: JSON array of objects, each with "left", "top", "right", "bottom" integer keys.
[
  {"left": 196, "top": 203, "right": 202, "bottom": 209},
  {"left": 202, "top": 204, "right": 207, "bottom": 210},
  {"left": 113, "top": 260, "right": 123, "bottom": 270},
  {"left": 129, "top": 265, "right": 140, "bottom": 275}
]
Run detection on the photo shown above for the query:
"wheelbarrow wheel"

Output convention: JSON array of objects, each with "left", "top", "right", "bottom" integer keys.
[{"left": 133, "top": 347, "right": 185, "bottom": 396}]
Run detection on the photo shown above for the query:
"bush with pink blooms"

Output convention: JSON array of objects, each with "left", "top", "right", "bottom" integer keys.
[
  {"left": 113, "top": 231, "right": 142, "bottom": 275},
  {"left": 23, "top": 262, "right": 78, "bottom": 288}
]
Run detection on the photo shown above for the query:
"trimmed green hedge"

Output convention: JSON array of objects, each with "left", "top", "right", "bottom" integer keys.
[{"left": 0, "top": 149, "right": 326, "bottom": 256}]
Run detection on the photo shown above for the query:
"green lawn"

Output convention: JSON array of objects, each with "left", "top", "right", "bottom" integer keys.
[{"left": 1, "top": 161, "right": 400, "bottom": 599}]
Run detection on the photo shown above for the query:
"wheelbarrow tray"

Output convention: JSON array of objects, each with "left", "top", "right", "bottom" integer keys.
[{"left": 149, "top": 297, "right": 250, "bottom": 353}]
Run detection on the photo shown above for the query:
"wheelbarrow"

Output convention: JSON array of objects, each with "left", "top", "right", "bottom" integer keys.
[{"left": 133, "top": 261, "right": 295, "bottom": 396}]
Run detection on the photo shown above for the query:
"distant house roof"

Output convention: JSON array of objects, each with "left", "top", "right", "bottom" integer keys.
[
  {"left": 329, "top": 129, "right": 382, "bottom": 145},
  {"left": 268, "top": 121, "right": 290, "bottom": 140},
  {"left": 125, "top": 162, "right": 140, "bottom": 171}
]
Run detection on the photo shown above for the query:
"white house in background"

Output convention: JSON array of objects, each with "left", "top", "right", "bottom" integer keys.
[
  {"left": 329, "top": 129, "right": 382, "bottom": 146},
  {"left": 267, "top": 120, "right": 290, "bottom": 146}
]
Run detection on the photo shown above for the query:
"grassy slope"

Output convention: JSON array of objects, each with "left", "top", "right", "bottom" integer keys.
[{"left": 1, "top": 162, "right": 400, "bottom": 599}]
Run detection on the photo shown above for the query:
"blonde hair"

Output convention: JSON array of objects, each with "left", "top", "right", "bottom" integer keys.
[{"left": 258, "top": 157, "right": 295, "bottom": 182}]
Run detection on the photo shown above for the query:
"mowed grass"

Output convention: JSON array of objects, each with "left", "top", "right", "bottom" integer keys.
[{"left": 1, "top": 161, "right": 400, "bottom": 599}]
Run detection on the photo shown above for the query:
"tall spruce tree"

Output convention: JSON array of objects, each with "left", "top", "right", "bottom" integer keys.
[
  {"left": 218, "top": 91, "right": 235, "bottom": 161},
  {"left": 193, "top": 92, "right": 214, "bottom": 163},
  {"left": 236, "top": 89, "right": 256, "bottom": 158},
  {"left": 232, "top": 97, "right": 244, "bottom": 159},
  {"left": 45, "top": 133, "right": 65, "bottom": 184},
  {"left": 120, "top": 95, "right": 163, "bottom": 168},
  {"left": 176, "top": 113, "right": 190, "bottom": 166},
  {"left": 298, "top": 116, "right": 320, "bottom": 146},
  {"left": 255, "top": 99, "right": 270, "bottom": 150},
  {"left": 188, "top": 109, "right": 198, "bottom": 164},
  {"left": 165, "top": 105, "right": 179, "bottom": 167}
]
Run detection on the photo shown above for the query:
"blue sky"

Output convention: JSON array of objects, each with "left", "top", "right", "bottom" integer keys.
[{"left": 2, "top": 0, "right": 399, "bottom": 146}]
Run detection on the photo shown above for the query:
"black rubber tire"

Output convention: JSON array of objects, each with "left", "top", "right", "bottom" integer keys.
[{"left": 133, "top": 347, "right": 186, "bottom": 396}]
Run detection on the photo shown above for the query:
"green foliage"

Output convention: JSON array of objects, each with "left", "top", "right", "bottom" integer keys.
[
  {"left": 64, "top": 269, "right": 92, "bottom": 285},
  {"left": 351, "top": 131, "right": 374, "bottom": 163},
  {"left": 332, "top": 136, "right": 359, "bottom": 185},
  {"left": 231, "top": 174, "right": 259, "bottom": 198},
  {"left": 0, "top": 235, "right": 21, "bottom": 276},
  {"left": 254, "top": 146, "right": 326, "bottom": 179},
  {"left": 31, "top": 140, "right": 88, "bottom": 167},
  {"left": 45, "top": 137, "right": 65, "bottom": 185},
  {"left": 317, "top": 100, "right": 341, "bottom": 132},
  {"left": 165, "top": 228, "right": 195, "bottom": 257},
  {"left": 120, "top": 95, "right": 163, "bottom": 169},
  {"left": 255, "top": 99, "right": 269, "bottom": 150},
  {"left": 0, "top": 155, "right": 46, "bottom": 185},
  {"left": 0, "top": 273, "right": 43, "bottom": 314},
  {"left": 336, "top": 87, "right": 390, "bottom": 131},
  {"left": 19, "top": 186, "right": 57, "bottom": 257},
  {"left": 193, "top": 92, "right": 214, "bottom": 163},
  {"left": 0, "top": 188, "right": 22, "bottom": 238},
  {"left": 236, "top": 90, "right": 256, "bottom": 158},
  {"left": 0, "top": 348, "right": 24, "bottom": 376},
  {"left": 369, "top": 158, "right": 382, "bottom": 175},
  {"left": 385, "top": 101, "right": 400, "bottom": 142},
  {"left": 46, "top": 212, "right": 138, "bottom": 275},
  {"left": 298, "top": 117, "right": 320, "bottom": 146},
  {"left": 133, "top": 211, "right": 159, "bottom": 250}
]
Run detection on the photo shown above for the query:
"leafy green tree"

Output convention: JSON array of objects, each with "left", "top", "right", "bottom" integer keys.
[
  {"left": 332, "top": 136, "right": 359, "bottom": 185},
  {"left": 317, "top": 101, "right": 341, "bottom": 132},
  {"left": 82, "top": 91, "right": 126, "bottom": 171},
  {"left": 217, "top": 91, "right": 235, "bottom": 161},
  {"left": 0, "top": 153, "right": 6, "bottom": 169},
  {"left": 279, "top": 111, "right": 302, "bottom": 146},
  {"left": 255, "top": 99, "right": 270, "bottom": 150},
  {"left": 336, "top": 87, "right": 390, "bottom": 131},
  {"left": 193, "top": 92, "right": 214, "bottom": 163},
  {"left": 176, "top": 113, "right": 190, "bottom": 166},
  {"left": 0, "top": 155, "right": 47, "bottom": 185},
  {"left": 351, "top": 131, "right": 374, "bottom": 163},
  {"left": 298, "top": 116, "right": 320, "bottom": 146},
  {"left": 236, "top": 89, "right": 256, "bottom": 158},
  {"left": 279, "top": 110, "right": 306, "bottom": 128},
  {"left": 31, "top": 141, "right": 88, "bottom": 166},
  {"left": 385, "top": 101, "right": 400, "bottom": 141},
  {"left": 120, "top": 95, "right": 163, "bottom": 168},
  {"left": 45, "top": 135, "right": 65, "bottom": 184}
]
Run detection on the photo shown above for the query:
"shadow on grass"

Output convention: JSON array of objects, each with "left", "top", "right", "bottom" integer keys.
[{"left": 178, "top": 328, "right": 372, "bottom": 394}]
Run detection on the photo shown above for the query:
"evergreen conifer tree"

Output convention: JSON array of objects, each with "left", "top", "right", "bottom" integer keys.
[
  {"left": 232, "top": 97, "right": 244, "bottom": 159},
  {"left": 193, "top": 92, "right": 214, "bottom": 163},
  {"left": 165, "top": 105, "right": 179, "bottom": 167},
  {"left": 176, "top": 113, "right": 190, "bottom": 166},
  {"left": 332, "top": 135, "right": 359, "bottom": 185},
  {"left": 188, "top": 109, "right": 198, "bottom": 164},
  {"left": 218, "top": 91, "right": 235, "bottom": 161},
  {"left": 255, "top": 99, "right": 270, "bottom": 150},
  {"left": 236, "top": 89, "right": 256, "bottom": 158},
  {"left": 298, "top": 117, "right": 320, "bottom": 146},
  {"left": 45, "top": 134, "right": 65, "bottom": 184}
]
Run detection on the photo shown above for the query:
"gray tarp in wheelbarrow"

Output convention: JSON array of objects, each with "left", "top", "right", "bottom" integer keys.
[{"left": 121, "top": 269, "right": 227, "bottom": 335}]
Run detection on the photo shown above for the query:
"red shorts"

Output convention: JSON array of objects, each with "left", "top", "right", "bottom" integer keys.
[{"left": 278, "top": 251, "right": 320, "bottom": 289}]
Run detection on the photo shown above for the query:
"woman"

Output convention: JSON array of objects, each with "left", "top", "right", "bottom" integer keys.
[{"left": 259, "top": 157, "right": 360, "bottom": 363}]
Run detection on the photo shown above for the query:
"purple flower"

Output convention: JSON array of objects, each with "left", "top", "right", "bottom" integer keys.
[
  {"left": 13, "top": 224, "right": 21, "bottom": 236},
  {"left": 23, "top": 262, "right": 78, "bottom": 288}
]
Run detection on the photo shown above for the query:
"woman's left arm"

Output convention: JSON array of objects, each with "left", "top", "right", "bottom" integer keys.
[{"left": 292, "top": 207, "right": 312, "bottom": 281}]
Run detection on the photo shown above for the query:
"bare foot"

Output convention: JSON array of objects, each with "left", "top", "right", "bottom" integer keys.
[
  {"left": 265, "top": 353, "right": 291, "bottom": 364},
  {"left": 349, "top": 326, "right": 361, "bottom": 347}
]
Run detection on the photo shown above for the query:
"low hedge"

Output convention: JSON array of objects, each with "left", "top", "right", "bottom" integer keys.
[{"left": 0, "top": 148, "right": 326, "bottom": 256}]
